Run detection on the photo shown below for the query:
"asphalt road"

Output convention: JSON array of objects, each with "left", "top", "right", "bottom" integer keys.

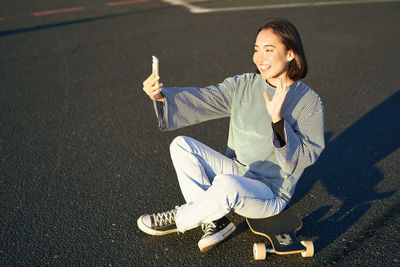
[{"left": 1, "top": 0, "right": 400, "bottom": 266}]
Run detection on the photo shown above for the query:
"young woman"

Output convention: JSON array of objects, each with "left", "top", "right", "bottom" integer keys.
[{"left": 138, "top": 18, "right": 325, "bottom": 253}]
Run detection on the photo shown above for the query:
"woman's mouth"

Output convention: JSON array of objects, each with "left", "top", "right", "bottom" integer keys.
[{"left": 259, "top": 65, "right": 271, "bottom": 72}]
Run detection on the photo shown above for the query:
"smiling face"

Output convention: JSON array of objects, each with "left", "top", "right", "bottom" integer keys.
[{"left": 253, "top": 28, "right": 294, "bottom": 86}]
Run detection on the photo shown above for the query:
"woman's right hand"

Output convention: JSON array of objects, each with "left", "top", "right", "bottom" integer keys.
[{"left": 142, "top": 72, "right": 165, "bottom": 102}]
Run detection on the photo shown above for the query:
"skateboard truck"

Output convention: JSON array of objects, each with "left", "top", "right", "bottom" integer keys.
[
  {"left": 276, "top": 234, "right": 293, "bottom": 246},
  {"left": 252, "top": 240, "right": 314, "bottom": 260}
]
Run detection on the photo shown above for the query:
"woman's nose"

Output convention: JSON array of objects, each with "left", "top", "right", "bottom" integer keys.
[{"left": 256, "top": 52, "right": 267, "bottom": 61}]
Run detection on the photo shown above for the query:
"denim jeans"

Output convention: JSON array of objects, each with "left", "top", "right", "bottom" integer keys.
[{"left": 170, "top": 136, "right": 286, "bottom": 233}]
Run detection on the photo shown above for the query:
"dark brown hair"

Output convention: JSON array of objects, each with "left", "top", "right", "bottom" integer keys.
[{"left": 255, "top": 18, "right": 307, "bottom": 80}]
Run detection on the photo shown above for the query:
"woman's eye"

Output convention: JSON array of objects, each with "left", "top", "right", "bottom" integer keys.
[{"left": 266, "top": 49, "right": 273, "bottom": 52}]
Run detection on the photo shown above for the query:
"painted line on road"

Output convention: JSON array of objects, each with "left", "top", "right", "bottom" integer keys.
[
  {"left": 162, "top": 0, "right": 400, "bottom": 13},
  {"left": 2, "top": 0, "right": 151, "bottom": 21},
  {"left": 107, "top": 0, "right": 150, "bottom": 6},
  {"left": 32, "top": 7, "right": 86, "bottom": 16}
]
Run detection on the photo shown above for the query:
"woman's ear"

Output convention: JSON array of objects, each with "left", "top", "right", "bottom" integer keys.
[{"left": 287, "top": 49, "right": 295, "bottom": 62}]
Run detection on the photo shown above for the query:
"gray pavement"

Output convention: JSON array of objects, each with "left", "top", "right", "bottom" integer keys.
[{"left": 1, "top": 0, "right": 400, "bottom": 266}]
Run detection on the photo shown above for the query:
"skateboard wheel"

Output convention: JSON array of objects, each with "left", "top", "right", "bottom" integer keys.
[
  {"left": 300, "top": 241, "right": 314, "bottom": 257},
  {"left": 253, "top": 243, "right": 266, "bottom": 260}
]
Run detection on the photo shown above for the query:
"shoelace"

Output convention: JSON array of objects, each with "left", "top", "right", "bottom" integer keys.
[
  {"left": 152, "top": 209, "right": 176, "bottom": 227},
  {"left": 201, "top": 222, "right": 216, "bottom": 237}
]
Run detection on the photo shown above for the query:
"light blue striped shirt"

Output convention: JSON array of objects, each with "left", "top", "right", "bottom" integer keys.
[{"left": 154, "top": 73, "right": 325, "bottom": 201}]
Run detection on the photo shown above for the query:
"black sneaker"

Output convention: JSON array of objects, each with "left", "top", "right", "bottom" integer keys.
[
  {"left": 198, "top": 216, "right": 236, "bottom": 252},
  {"left": 137, "top": 207, "right": 178, "bottom": 235}
]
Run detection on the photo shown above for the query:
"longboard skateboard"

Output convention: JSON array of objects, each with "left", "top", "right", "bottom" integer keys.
[{"left": 246, "top": 207, "right": 314, "bottom": 260}]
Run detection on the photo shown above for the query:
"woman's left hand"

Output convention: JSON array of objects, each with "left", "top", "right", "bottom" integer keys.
[{"left": 263, "top": 78, "right": 288, "bottom": 123}]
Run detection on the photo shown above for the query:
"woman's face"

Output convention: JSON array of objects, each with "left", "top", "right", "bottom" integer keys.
[{"left": 253, "top": 28, "right": 294, "bottom": 86}]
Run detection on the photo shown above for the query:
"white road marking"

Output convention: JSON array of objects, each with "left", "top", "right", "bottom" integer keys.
[
  {"left": 161, "top": 0, "right": 209, "bottom": 13},
  {"left": 162, "top": 0, "right": 400, "bottom": 13}
]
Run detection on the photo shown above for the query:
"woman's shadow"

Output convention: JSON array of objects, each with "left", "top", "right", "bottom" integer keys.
[{"left": 291, "top": 90, "right": 400, "bottom": 252}]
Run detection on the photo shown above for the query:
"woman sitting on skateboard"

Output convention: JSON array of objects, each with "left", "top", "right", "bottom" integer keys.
[{"left": 138, "top": 18, "right": 325, "bottom": 252}]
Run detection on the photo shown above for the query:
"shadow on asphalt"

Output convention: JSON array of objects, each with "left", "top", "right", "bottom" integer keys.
[{"left": 293, "top": 90, "right": 400, "bottom": 252}]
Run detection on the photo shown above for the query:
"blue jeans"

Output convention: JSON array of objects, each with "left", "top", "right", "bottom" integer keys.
[{"left": 170, "top": 136, "right": 286, "bottom": 233}]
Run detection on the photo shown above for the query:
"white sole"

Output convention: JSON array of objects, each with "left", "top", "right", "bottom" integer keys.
[{"left": 198, "top": 222, "right": 236, "bottom": 252}]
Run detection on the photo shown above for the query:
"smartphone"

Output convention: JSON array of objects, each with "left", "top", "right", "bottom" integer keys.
[{"left": 152, "top": 55, "right": 159, "bottom": 78}]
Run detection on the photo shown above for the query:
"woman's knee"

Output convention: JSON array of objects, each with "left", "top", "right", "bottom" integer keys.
[{"left": 170, "top": 135, "right": 189, "bottom": 155}]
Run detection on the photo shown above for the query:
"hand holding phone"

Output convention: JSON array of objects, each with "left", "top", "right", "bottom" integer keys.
[{"left": 142, "top": 55, "right": 164, "bottom": 102}]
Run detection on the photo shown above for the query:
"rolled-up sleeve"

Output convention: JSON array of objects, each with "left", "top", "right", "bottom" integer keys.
[
  {"left": 273, "top": 102, "right": 325, "bottom": 175},
  {"left": 153, "top": 77, "right": 236, "bottom": 131}
]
